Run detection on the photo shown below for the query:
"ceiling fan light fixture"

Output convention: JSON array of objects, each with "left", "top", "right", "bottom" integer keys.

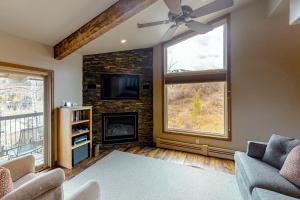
[
  {"left": 186, "top": 21, "right": 213, "bottom": 34},
  {"left": 137, "top": 0, "right": 234, "bottom": 41}
]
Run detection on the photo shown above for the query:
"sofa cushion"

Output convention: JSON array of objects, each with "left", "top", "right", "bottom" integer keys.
[
  {"left": 252, "top": 188, "right": 299, "bottom": 200},
  {"left": 280, "top": 145, "right": 300, "bottom": 187},
  {"left": 262, "top": 134, "right": 300, "bottom": 169},
  {"left": 13, "top": 173, "right": 37, "bottom": 189},
  {"left": 235, "top": 152, "right": 300, "bottom": 198},
  {"left": 0, "top": 167, "right": 13, "bottom": 198},
  {"left": 246, "top": 141, "right": 267, "bottom": 159}
]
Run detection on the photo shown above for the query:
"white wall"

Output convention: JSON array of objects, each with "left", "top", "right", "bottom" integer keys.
[
  {"left": 0, "top": 30, "right": 82, "bottom": 107},
  {"left": 230, "top": 0, "right": 300, "bottom": 150},
  {"left": 153, "top": 0, "right": 300, "bottom": 151},
  {"left": 268, "top": 0, "right": 286, "bottom": 16},
  {"left": 0, "top": 30, "right": 83, "bottom": 161}
]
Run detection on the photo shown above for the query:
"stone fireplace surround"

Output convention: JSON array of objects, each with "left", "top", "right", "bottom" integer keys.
[{"left": 82, "top": 48, "right": 153, "bottom": 146}]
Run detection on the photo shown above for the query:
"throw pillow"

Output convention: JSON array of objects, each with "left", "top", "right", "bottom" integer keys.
[
  {"left": 0, "top": 167, "right": 13, "bottom": 198},
  {"left": 262, "top": 134, "right": 300, "bottom": 169},
  {"left": 280, "top": 145, "right": 300, "bottom": 187}
]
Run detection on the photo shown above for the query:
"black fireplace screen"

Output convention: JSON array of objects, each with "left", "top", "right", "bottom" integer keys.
[{"left": 102, "top": 112, "right": 138, "bottom": 144}]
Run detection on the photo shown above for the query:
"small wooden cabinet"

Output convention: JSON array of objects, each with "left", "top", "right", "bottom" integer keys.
[{"left": 57, "top": 106, "right": 92, "bottom": 169}]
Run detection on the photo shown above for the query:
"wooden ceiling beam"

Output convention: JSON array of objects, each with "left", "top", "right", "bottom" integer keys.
[{"left": 54, "top": 0, "right": 158, "bottom": 60}]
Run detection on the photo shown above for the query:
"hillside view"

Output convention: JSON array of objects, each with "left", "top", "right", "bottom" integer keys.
[
  {"left": 166, "top": 82, "right": 225, "bottom": 135},
  {"left": 0, "top": 77, "right": 44, "bottom": 117},
  {"left": 0, "top": 76, "right": 45, "bottom": 164}
]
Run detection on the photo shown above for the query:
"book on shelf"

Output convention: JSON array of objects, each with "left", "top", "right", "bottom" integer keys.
[{"left": 72, "top": 110, "right": 86, "bottom": 122}]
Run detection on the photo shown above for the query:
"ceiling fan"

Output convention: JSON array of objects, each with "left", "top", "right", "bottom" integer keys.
[{"left": 137, "top": 0, "right": 234, "bottom": 41}]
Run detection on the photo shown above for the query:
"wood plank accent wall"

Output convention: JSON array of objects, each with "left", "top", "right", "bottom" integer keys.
[{"left": 54, "top": 0, "right": 158, "bottom": 60}]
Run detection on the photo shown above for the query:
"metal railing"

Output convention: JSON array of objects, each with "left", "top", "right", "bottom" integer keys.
[{"left": 0, "top": 112, "right": 44, "bottom": 163}]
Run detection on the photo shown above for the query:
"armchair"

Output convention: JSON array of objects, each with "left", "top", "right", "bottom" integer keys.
[
  {"left": 1, "top": 155, "right": 64, "bottom": 200},
  {"left": 0, "top": 155, "right": 100, "bottom": 200}
]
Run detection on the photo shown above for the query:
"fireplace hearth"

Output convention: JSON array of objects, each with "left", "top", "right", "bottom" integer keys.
[{"left": 102, "top": 112, "right": 138, "bottom": 144}]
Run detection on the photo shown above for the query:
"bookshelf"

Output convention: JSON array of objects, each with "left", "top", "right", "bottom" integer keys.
[{"left": 57, "top": 106, "right": 92, "bottom": 169}]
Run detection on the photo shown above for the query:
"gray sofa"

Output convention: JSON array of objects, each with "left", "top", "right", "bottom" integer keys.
[{"left": 235, "top": 141, "right": 300, "bottom": 200}]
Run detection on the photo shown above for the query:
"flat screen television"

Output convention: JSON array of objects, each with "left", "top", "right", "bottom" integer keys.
[{"left": 101, "top": 74, "right": 139, "bottom": 100}]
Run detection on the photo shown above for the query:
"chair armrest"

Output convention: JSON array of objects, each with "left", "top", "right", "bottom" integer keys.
[
  {"left": 1, "top": 155, "right": 35, "bottom": 182},
  {"left": 2, "top": 168, "right": 65, "bottom": 200},
  {"left": 66, "top": 180, "right": 100, "bottom": 200},
  {"left": 247, "top": 141, "right": 267, "bottom": 159}
]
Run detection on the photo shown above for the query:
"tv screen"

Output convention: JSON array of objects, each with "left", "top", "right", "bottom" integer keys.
[{"left": 101, "top": 74, "right": 139, "bottom": 100}]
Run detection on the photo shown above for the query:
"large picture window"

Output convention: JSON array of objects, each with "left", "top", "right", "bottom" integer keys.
[{"left": 163, "top": 17, "right": 231, "bottom": 139}]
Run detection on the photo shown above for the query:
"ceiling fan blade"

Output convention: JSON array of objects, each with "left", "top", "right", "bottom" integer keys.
[
  {"left": 162, "top": 25, "right": 178, "bottom": 42},
  {"left": 163, "top": 0, "right": 182, "bottom": 15},
  {"left": 137, "top": 20, "right": 170, "bottom": 28},
  {"left": 191, "top": 0, "right": 234, "bottom": 18},
  {"left": 186, "top": 21, "right": 213, "bottom": 34}
]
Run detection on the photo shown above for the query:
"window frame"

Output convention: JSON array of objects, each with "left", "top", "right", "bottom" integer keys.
[
  {"left": 162, "top": 15, "right": 232, "bottom": 141},
  {"left": 0, "top": 61, "right": 55, "bottom": 170}
]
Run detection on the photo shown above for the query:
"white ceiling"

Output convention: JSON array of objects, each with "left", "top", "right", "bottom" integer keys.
[
  {"left": 78, "top": 0, "right": 255, "bottom": 55},
  {"left": 0, "top": 0, "right": 255, "bottom": 56},
  {"left": 0, "top": 0, "right": 118, "bottom": 46}
]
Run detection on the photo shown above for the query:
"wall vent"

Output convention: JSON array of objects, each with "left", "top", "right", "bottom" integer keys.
[
  {"left": 156, "top": 138, "right": 235, "bottom": 160},
  {"left": 208, "top": 146, "right": 235, "bottom": 160}
]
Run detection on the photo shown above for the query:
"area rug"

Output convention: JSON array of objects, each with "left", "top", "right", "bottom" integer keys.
[{"left": 63, "top": 151, "right": 242, "bottom": 200}]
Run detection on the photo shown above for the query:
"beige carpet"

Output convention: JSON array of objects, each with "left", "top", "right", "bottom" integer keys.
[{"left": 63, "top": 150, "right": 242, "bottom": 200}]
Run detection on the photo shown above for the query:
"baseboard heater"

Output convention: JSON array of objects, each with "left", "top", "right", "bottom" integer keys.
[{"left": 156, "top": 138, "right": 235, "bottom": 160}]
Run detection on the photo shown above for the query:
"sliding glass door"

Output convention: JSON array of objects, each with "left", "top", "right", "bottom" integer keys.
[{"left": 0, "top": 70, "right": 50, "bottom": 169}]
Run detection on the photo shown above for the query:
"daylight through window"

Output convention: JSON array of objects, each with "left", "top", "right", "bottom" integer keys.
[{"left": 164, "top": 18, "right": 230, "bottom": 139}]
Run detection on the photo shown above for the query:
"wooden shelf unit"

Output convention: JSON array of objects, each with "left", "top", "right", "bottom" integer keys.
[
  {"left": 72, "top": 119, "right": 90, "bottom": 125},
  {"left": 57, "top": 106, "right": 92, "bottom": 169},
  {"left": 72, "top": 130, "right": 90, "bottom": 137}
]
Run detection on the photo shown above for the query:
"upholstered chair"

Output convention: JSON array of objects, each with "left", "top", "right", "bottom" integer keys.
[{"left": 0, "top": 155, "right": 100, "bottom": 200}]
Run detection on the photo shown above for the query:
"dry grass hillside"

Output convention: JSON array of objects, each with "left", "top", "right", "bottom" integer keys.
[{"left": 167, "top": 82, "right": 225, "bottom": 135}]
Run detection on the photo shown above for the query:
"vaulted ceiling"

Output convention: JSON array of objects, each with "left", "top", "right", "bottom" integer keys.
[
  {"left": 0, "top": 0, "right": 118, "bottom": 46},
  {"left": 0, "top": 0, "right": 256, "bottom": 57},
  {"left": 77, "top": 0, "right": 254, "bottom": 55}
]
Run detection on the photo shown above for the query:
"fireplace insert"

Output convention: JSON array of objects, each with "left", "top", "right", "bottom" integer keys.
[{"left": 102, "top": 112, "right": 138, "bottom": 144}]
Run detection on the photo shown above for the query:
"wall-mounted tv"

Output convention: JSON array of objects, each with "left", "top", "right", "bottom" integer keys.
[{"left": 101, "top": 74, "right": 139, "bottom": 100}]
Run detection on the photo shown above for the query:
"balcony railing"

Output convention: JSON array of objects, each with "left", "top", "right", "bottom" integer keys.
[{"left": 0, "top": 112, "right": 44, "bottom": 165}]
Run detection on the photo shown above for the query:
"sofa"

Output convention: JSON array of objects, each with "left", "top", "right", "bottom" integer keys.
[
  {"left": 0, "top": 155, "right": 100, "bottom": 200},
  {"left": 235, "top": 141, "right": 300, "bottom": 200}
]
